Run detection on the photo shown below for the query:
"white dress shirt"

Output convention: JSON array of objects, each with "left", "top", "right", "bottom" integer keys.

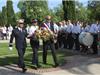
[
  {"left": 89, "top": 24, "right": 98, "bottom": 34},
  {"left": 72, "top": 24, "right": 81, "bottom": 34},
  {"left": 98, "top": 24, "right": 100, "bottom": 32},
  {"left": 28, "top": 25, "right": 39, "bottom": 36},
  {"left": 2, "top": 27, "right": 7, "bottom": 33},
  {"left": 8, "top": 26, "right": 13, "bottom": 32},
  {"left": 53, "top": 23, "right": 59, "bottom": 33},
  {"left": 18, "top": 27, "right": 22, "bottom": 32},
  {"left": 66, "top": 23, "right": 73, "bottom": 33},
  {"left": 81, "top": 25, "right": 90, "bottom": 32}
]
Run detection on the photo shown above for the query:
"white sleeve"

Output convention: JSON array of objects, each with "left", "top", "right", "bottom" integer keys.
[{"left": 28, "top": 27, "right": 35, "bottom": 35}]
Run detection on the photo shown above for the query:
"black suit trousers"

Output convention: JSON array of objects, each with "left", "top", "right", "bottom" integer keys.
[
  {"left": 30, "top": 39, "right": 39, "bottom": 66},
  {"left": 43, "top": 40, "right": 58, "bottom": 65},
  {"left": 17, "top": 47, "right": 26, "bottom": 69}
]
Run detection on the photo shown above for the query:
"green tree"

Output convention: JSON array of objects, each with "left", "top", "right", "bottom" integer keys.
[
  {"left": 18, "top": 0, "right": 49, "bottom": 24},
  {"left": 75, "top": 1, "right": 89, "bottom": 21},
  {"left": 53, "top": 4, "right": 64, "bottom": 22},
  {"left": 0, "top": 11, "right": 3, "bottom": 26},
  {"left": 88, "top": 1, "right": 100, "bottom": 21},
  {"left": 6, "top": 0, "right": 16, "bottom": 26},
  {"left": 62, "top": 0, "right": 76, "bottom": 20},
  {"left": 15, "top": 12, "right": 21, "bottom": 20},
  {"left": 2, "top": 6, "right": 7, "bottom": 25}
]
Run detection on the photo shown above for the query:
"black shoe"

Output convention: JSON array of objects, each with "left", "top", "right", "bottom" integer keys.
[
  {"left": 54, "top": 64, "right": 59, "bottom": 68},
  {"left": 32, "top": 66, "right": 38, "bottom": 70},
  {"left": 37, "top": 65, "right": 41, "bottom": 68},
  {"left": 22, "top": 68, "right": 27, "bottom": 73},
  {"left": 43, "top": 62, "right": 47, "bottom": 64},
  {"left": 92, "top": 53, "right": 98, "bottom": 55}
]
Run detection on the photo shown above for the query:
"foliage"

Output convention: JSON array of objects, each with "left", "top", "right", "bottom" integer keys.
[
  {"left": 52, "top": 4, "right": 64, "bottom": 22},
  {"left": 62, "top": 0, "right": 76, "bottom": 20},
  {"left": 6, "top": 0, "right": 16, "bottom": 26},
  {"left": 88, "top": 1, "right": 100, "bottom": 21},
  {"left": 75, "top": 1, "right": 89, "bottom": 21},
  {"left": 0, "top": 11, "right": 3, "bottom": 26},
  {"left": 2, "top": 6, "right": 7, "bottom": 26},
  {"left": 17, "top": 0, "right": 49, "bottom": 24}
]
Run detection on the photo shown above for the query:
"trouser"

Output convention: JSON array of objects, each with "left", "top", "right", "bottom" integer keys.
[
  {"left": 91, "top": 34, "right": 98, "bottom": 54},
  {"left": 63, "top": 36, "right": 68, "bottom": 49},
  {"left": 55, "top": 41, "right": 59, "bottom": 49},
  {"left": 72, "top": 33, "right": 80, "bottom": 51},
  {"left": 17, "top": 47, "right": 26, "bottom": 69},
  {"left": 61, "top": 32, "right": 67, "bottom": 49},
  {"left": 57, "top": 34, "right": 63, "bottom": 48},
  {"left": 81, "top": 44, "right": 88, "bottom": 53},
  {"left": 30, "top": 39, "right": 39, "bottom": 66},
  {"left": 43, "top": 40, "right": 58, "bottom": 65},
  {"left": 3, "top": 33, "right": 7, "bottom": 40},
  {"left": 67, "top": 33, "right": 73, "bottom": 49}
]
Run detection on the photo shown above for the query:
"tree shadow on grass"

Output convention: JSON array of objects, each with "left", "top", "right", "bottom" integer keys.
[{"left": 0, "top": 56, "right": 18, "bottom": 66}]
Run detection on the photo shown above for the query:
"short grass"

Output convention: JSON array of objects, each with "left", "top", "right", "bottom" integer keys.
[{"left": 0, "top": 43, "right": 75, "bottom": 68}]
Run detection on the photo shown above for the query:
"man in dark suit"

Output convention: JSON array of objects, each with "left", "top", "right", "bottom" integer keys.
[
  {"left": 42, "top": 15, "right": 59, "bottom": 67},
  {"left": 9, "top": 19, "right": 27, "bottom": 73}
]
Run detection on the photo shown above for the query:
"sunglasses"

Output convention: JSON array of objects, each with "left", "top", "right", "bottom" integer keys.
[{"left": 19, "top": 23, "right": 24, "bottom": 24}]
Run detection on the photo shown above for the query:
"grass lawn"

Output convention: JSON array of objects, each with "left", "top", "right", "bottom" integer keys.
[{"left": 0, "top": 43, "right": 75, "bottom": 68}]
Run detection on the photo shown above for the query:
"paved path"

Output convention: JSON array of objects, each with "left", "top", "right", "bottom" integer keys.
[
  {"left": 42, "top": 55, "right": 100, "bottom": 75},
  {"left": 0, "top": 55, "right": 100, "bottom": 75}
]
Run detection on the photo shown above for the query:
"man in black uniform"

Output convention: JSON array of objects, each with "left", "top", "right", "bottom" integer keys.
[
  {"left": 9, "top": 19, "right": 27, "bottom": 73},
  {"left": 42, "top": 15, "right": 59, "bottom": 67}
]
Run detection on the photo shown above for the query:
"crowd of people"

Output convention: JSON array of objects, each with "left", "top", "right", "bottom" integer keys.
[
  {"left": 0, "top": 15, "right": 99, "bottom": 73},
  {"left": 0, "top": 25, "right": 13, "bottom": 40},
  {"left": 25, "top": 18, "right": 100, "bottom": 55}
]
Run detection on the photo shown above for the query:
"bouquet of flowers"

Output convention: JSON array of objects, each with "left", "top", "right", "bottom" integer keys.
[
  {"left": 40, "top": 28, "right": 53, "bottom": 42},
  {"left": 34, "top": 29, "right": 41, "bottom": 40}
]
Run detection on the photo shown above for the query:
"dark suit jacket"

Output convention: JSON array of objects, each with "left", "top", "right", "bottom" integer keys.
[
  {"left": 9, "top": 28, "right": 27, "bottom": 49},
  {"left": 42, "top": 22, "right": 54, "bottom": 32}
]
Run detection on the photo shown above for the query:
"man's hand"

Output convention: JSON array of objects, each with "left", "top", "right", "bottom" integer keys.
[{"left": 9, "top": 47, "right": 13, "bottom": 51}]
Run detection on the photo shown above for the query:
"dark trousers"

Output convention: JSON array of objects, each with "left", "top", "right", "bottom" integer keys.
[
  {"left": 30, "top": 39, "right": 39, "bottom": 66},
  {"left": 43, "top": 40, "right": 58, "bottom": 65},
  {"left": 55, "top": 41, "right": 59, "bottom": 49},
  {"left": 3, "top": 33, "right": 7, "bottom": 40},
  {"left": 72, "top": 33, "right": 80, "bottom": 51},
  {"left": 17, "top": 47, "right": 26, "bottom": 69},
  {"left": 91, "top": 34, "right": 98, "bottom": 54},
  {"left": 67, "top": 33, "right": 73, "bottom": 49},
  {"left": 63, "top": 37, "right": 68, "bottom": 49},
  {"left": 57, "top": 34, "right": 63, "bottom": 48},
  {"left": 81, "top": 44, "right": 88, "bottom": 53}
]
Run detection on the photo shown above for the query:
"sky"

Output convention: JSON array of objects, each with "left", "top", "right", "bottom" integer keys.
[{"left": 0, "top": 0, "right": 88, "bottom": 13}]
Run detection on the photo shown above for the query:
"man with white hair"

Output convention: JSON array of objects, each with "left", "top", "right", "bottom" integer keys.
[{"left": 9, "top": 19, "right": 27, "bottom": 73}]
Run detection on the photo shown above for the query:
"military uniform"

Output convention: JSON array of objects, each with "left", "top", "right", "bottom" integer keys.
[
  {"left": 72, "top": 23, "right": 81, "bottom": 51},
  {"left": 66, "top": 23, "right": 73, "bottom": 49},
  {"left": 9, "top": 27, "right": 27, "bottom": 71},
  {"left": 89, "top": 23, "right": 98, "bottom": 54}
]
